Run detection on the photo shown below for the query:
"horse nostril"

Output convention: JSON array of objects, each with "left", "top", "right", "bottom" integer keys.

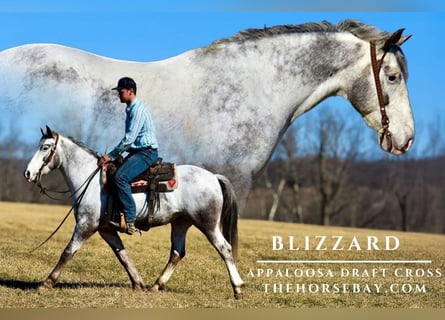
[
  {"left": 24, "top": 170, "right": 30, "bottom": 179},
  {"left": 403, "top": 138, "right": 413, "bottom": 152}
]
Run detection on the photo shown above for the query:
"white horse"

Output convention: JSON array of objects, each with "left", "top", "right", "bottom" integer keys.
[
  {"left": 24, "top": 126, "right": 244, "bottom": 299},
  {"left": 2, "top": 19, "right": 414, "bottom": 212}
]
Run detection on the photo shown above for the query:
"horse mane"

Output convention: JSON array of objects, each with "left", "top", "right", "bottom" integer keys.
[
  {"left": 206, "top": 19, "right": 391, "bottom": 48},
  {"left": 40, "top": 128, "right": 100, "bottom": 159},
  {"left": 66, "top": 136, "right": 100, "bottom": 159}
]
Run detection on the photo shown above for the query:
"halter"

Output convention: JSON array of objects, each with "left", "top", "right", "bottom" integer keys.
[{"left": 370, "top": 41, "right": 392, "bottom": 151}]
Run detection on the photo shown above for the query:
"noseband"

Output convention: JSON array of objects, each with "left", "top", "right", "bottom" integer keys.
[{"left": 370, "top": 41, "right": 392, "bottom": 151}]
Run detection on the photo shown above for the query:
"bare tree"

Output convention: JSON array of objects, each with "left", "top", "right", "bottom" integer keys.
[
  {"left": 387, "top": 159, "right": 411, "bottom": 231},
  {"left": 382, "top": 114, "right": 445, "bottom": 232},
  {"left": 307, "top": 109, "right": 363, "bottom": 225},
  {"left": 263, "top": 166, "right": 286, "bottom": 221},
  {"left": 263, "top": 124, "right": 304, "bottom": 222}
]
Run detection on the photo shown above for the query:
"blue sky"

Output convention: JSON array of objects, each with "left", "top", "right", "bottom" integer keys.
[{"left": 0, "top": 1, "right": 444, "bottom": 158}]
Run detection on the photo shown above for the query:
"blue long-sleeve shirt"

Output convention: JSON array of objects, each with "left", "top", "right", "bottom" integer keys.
[{"left": 109, "top": 98, "right": 159, "bottom": 159}]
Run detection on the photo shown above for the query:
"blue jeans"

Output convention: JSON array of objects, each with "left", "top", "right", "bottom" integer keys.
[{"left": 113, "top": 148, "right": 158, "bottom": 223}]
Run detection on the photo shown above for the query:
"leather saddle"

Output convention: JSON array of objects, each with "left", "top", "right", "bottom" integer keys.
[
  {"left": 104, "top": 157, "right": 178, "bottom": 194},
  {"left": 103, "top": 157, "right": 178, "bottom": 231},
  {"left": 131, "top": 159, "right": 178, "bottom": 193}
]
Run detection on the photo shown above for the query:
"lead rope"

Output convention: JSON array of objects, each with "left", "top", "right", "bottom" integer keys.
[{"left": 29, "top": 166, "right": 101, "bottom": 253}]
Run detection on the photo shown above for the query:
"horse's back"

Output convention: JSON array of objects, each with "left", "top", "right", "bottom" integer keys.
[
  {"left": 0, "top": 43, "right": 150, "bottom": 83},
  {"left": 176, "top": 164, "right": 221, "bottom": 191}
]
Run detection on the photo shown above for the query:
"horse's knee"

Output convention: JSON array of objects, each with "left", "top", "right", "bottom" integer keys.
[
  {"left": 171, "top": 249, "right": 182, "bottom": 263},
  {"left": 62, "top": 250, "right": 74, "bottom": 260}
]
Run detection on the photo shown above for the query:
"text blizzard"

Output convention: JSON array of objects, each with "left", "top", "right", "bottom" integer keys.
[{"left": 272, "top": 235, "right": 400, "bottom": 251}]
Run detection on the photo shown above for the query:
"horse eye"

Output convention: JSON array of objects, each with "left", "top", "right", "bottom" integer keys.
[{"left": 387, "top": 74, "right": 400, "bottom": 83}]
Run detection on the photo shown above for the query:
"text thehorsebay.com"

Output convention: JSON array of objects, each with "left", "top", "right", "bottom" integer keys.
[{"left": 247, "top": 235, "right": 442, "bottom": 294}]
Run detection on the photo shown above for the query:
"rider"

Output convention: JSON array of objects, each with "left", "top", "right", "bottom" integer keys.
[{"left": 98, "top": 77, "right": 159, "bottom": 235}]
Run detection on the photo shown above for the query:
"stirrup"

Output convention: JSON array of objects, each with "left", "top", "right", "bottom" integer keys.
[{"left": 109, "top": 212, "right": 126, "bottom": 233}]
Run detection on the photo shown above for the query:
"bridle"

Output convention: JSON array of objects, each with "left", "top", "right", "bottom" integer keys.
[
  {"left": 370, "top": 41, "right": 392, "bottom": 151},
  {"left": 38, "top": 132, "right": 60, "bottom": 177},
  {"left": 35, "top": 132, "right": 71, "bottom": 199}
]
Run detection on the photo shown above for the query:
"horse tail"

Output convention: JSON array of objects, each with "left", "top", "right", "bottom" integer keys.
[{"left": 216, "top": 174, "right": 239, "bottom": 261}]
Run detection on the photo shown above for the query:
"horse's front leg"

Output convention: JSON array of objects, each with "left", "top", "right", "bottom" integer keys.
[
  {"left": 39, "top": 223, "right": 95, "bottom": 290},
  {"left": 98, "top": 228, "right": 145, "bottom": 290}
]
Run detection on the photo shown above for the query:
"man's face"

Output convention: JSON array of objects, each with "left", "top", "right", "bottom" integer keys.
[{"left": 117, "top": 88, "right": 133, "bottom": 104}]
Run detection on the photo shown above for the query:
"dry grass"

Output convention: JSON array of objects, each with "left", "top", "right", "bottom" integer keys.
[{"left": 0, "top": 201, "right": 444, "bottom": 308}]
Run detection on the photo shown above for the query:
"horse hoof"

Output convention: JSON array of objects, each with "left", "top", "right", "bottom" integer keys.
[
  {"left": 132, "top": 283, "right": 145, "bottom": 291},
  {"left": 234, "top": 292, "right": 243, "bottom": 300},
  {"left": 233, "top": 286, "right": 243, "bottom": 300},
  {"left": 149, "top": 284, "right": 159, "bottom": 292},
  {"left": 37, "top": 286, "right": 49, "bottom": 292},
  {"left": 38, "top": 280, "right": 54, "bottom": 291},
  {"left": 149, "top": 283, "right": 164, "bottom": 292}
]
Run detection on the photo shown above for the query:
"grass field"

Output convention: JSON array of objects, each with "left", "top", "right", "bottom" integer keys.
[{"left": 0, "top": 201, "right": 444, "bottom": 308}]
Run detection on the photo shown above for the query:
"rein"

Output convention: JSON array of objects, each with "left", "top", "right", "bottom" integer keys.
[
  {"left": 30, "top": 130, "right": 104, "bottom": 252},
  {"left": 37, "top": 182, "right": 71, "bottom": 201},
  {"left": 30, "top": 165, "right": 101, "bottom": 253},
  {"left": 370, "top": 41, "right": 392, "bottom": 151}
]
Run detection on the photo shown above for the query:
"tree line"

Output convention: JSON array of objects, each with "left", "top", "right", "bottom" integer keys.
[{"left": 243, "top": 107, "right": 445, "bottom": 234}]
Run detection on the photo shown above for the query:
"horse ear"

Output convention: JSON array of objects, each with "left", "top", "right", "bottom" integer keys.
[
  {"left": 397, "top": 34, "right": 412, "bottom": 46},
  {"left": 45, "top": 125, "right": 53, "bottom": 138},
  {"left": 40, "top": 128, "right": 45, "bottom": 136},
  {"left": 383, "top": 28, "right": 405, "bottom": 51}
]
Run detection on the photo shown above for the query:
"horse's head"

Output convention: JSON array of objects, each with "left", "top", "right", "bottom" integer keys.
[
  {"left": 24, "top": 125, "right": 60, "bottom": 183},
  {"left": 346, "top": 28, "right": 414, "bottom": 155}
]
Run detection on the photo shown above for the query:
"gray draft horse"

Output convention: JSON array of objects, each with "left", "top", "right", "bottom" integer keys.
[
  {"left": 2, "top": 20, "right": 414, "bottom": 213},
  {"left": 24, "top": 127, "right": 244, "bottom": 299}
]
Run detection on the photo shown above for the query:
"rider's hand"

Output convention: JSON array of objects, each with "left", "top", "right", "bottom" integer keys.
[{"left": 98, "top": 154, "right": 111, "bottom": 167}]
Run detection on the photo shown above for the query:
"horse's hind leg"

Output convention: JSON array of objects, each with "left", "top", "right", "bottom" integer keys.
[
  {"left": 98, "top": 228, "right": 145, "bottom": 289},
  {"left": 150, "top": 219, "right": 192, "bottom": 292},
  {"left": 203, "top": 227, "right": 244, "bottom": 299}
]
